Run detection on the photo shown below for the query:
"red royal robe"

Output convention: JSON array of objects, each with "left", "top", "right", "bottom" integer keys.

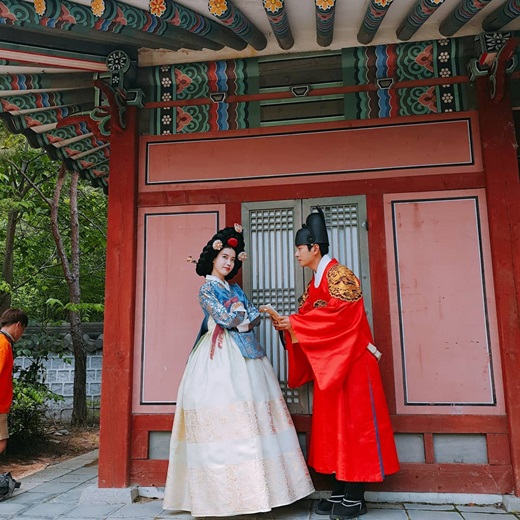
[{"left": 287, "top": 258, "right": 399, "bottom": 482}]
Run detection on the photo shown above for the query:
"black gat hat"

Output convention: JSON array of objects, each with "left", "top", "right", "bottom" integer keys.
[{"left": 295, "top": 206, "right": 329, "bottom": 247}]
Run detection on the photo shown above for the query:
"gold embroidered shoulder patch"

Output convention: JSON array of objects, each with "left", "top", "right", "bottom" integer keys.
[
  {"left": 327, "top": 264, "right": 362, "bottom": 302},
  {"left": 298, "top": 282, "right": 310, "bottom": 309}
]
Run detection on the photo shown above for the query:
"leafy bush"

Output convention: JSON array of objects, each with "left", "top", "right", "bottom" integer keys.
[
  {"left": 8, "top": 379, "right": 61, "bottom": 448},
  {"left": 7, "top": 330, "right": 65, "bottom": 450}
]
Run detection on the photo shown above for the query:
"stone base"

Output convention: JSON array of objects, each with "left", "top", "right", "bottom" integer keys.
[
  {"left": 503, "top": 495, "right": 520, "bottom": 512},
  {"left": 79, "top": 485, "right": 138, "bottom": 505},
  {"left": 135, "top": 488, "right": 520, "bottom": 509},
  {"left": 365, "top": 491, "right": 503, "bottom": 505},
  {"left": 137, "top": 486, "right": 164, "bottom": 499}
]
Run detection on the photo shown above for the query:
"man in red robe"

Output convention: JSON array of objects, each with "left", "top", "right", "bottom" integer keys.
[{"left": 273, "top": 208, "right": 399, "bottom": 520}]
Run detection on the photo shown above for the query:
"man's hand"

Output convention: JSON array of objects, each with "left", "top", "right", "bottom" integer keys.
[
  {"left": 271, "top": 315, "right": 298, "bottom": 343},
  {"left": 272, "top": 315, "right": 291, "bottom": 331}
]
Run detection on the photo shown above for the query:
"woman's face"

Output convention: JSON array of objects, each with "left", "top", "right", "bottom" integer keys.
[{"left": 211, "top": 247, "right": 236, "bottom": 280}]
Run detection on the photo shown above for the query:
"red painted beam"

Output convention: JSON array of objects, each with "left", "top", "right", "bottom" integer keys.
[
  {"left": 391, "top": 414, "right": 508, "bottom": 433},
  {"left": 98, "top": 106, "right": 139, "bottom": 488},
  {"left": 367, "top": 193, "right": 397, "bottom": 414},
  {"left": 477, "top": 77, "right": 520, "bottom": 496},
  {"left": 144, "top": 76, "right": 470, "bottom": 110},
  {"left": 375, "top": 463, "right": 513, "bottom": 493},
  {"left": 138, "top": 171, "right": 485, "bottom": 209},
  {"left": 129, "top": 459, "right": 514, "bottom": 492}
]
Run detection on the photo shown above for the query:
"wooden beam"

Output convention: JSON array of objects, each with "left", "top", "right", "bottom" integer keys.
[
  {"left": 315, "top": 0, "right": 336, "bottom": 47},
  {"left": 263, "top": 0, "right": 294, "bottom": 50},
  {"left": 98, "top": 0, "right": 223, "bottom": 51},
  {"left": 0, "top": 0, "right": 186, "bottom": 52},
  {"left": 0, "top": 24, "right": 138, "bottom": 59},
  {"left": 208, "top": 0, "right": 267, "bottom": 51},
  {"left": 392, "top": 414, "right": 508, "bottom": 433},
  {"left": 476, "top": 76, "right": 520, "bottom": 496},
  {"left": 0, "top": 71, "right": 94, "bottom": 93},
  {"left": 358, "top": 0, "right": 395, "bottom": 45},
  {"left": 144, "top": 75, "right": 470, "bottom": 109},
  {"left": 396, "top": 0, "right": 447, "bottom": 41},
  {"left": 375, "top": 463, "right": 513, "bottom": 494},
  {"left": 98, "top": 106, "right": 139, "bottom": 488},
  {"left": 439, "top": 0, "right": 494, "bottom": 37},
  {"left": 159, "top": 0, "right": 247, "bottom": 51},
  {"left": 0, "top": 0, "right": 222, "bottom": 53},
  {"left": 483, "top": 0, "right": 520, "bottom": 31},
  {"left": 488, "top": 38, "right": 520, "bottom": 101}
]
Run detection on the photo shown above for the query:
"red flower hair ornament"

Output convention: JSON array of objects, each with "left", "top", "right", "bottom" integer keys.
[{"left": 188, "top": 224, "right": 248, "bottom": 279}]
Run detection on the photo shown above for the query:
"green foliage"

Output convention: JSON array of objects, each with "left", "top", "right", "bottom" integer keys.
[
  {"left": 0, "top": 120, "right": 107, "bottom": 322},
  {"left": 8, "top": 330, "right": 66, "bottom": 447},
  {"left": 46, "top": 298, "right": 105, "bottom": 321},
  {"left": 86, "top": 398, "right": 101, "bottom": 423},
  {"left": 8, "top": 379, "right": 61, "bottom": 446}
]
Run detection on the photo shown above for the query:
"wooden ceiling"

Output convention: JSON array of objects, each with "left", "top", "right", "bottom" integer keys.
[
  {"left": 0, "top": 0, "right": 518, "bottom": 191},
  {"left": 0, "top": 0, "right": 518, "bottom": 69}
]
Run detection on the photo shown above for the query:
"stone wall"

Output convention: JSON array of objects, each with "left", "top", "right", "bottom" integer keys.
[{"left": 15, "top": 323, "right": 103, "bottom": 420}]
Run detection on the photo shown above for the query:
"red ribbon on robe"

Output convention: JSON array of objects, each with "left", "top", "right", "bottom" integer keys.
[{"left": 209, "top": 296, "right": 239, "bottom": 360}]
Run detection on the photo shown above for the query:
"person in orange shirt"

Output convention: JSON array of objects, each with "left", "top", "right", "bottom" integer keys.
[{"left": 0, "top": 308, "right": 28, "bottom": 455}]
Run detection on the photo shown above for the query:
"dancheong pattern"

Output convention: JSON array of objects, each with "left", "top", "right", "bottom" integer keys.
[
  {"left": 342, "top": 38, "right": 468, "bottom": 118},
  {"left": 143, "top": 38, "right": 470, "bottom": 135},
  {"left": 145, "top": 59, "right": 255, "bottom": 134}
]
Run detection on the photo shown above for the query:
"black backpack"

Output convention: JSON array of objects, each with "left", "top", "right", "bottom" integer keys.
[{"left": 0, "top": 472, "right": 20, "bottom": 501}]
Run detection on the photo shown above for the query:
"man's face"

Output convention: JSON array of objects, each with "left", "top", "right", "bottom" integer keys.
[{"left": 295, "top": 244, "right": 317, "bottom": 268}]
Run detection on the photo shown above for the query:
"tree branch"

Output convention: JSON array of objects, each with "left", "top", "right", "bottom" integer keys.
[
  {"left": 11, "top": 158, "right": 53, "bottom": 208},
  {"left": 51, "top": 164, "right": 73, "bottom": 284},
  {"left": 69, "top": 171, "right": 81, "bottom": 293}
]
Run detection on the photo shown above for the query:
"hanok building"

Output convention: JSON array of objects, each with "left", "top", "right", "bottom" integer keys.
[{"left": 1, "top": 0, "right": 520, "bottom": 501}]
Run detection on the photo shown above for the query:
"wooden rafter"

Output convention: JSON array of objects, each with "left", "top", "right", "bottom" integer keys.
[
  {"left": 150, "top": 0, "right": 248, "bottom": 51},
  {"left": 0, "top": 45, "right": 143, "bottom": 191},
  {"left": 483, "top": 0, "right": 520, "bottom": 32},
  {"left": 397, "top": 0, "right": 447, "bottom": 41},
  {"left": 0, "top": 0, "right": 223, "bottom": 53},
  {"left": 0, "top": 21, "right": 137, "bottom": 58},
  {"left": 263, "top": 0, "right": 294, "bottom": 50},
  {"left": 0, "top": 40, "right": 107, "bottom": 71},
  {"left": 207, "top": 0, "right": 267, "bottom": 51},
  {"left": 439, "top": 0, "right": 494, "bottom": 37},
  {"left": 358, "top": 0, "right": 395, "bottom": 45},
  {"left": 315, "top": 0, "right": 336, "bottom": 47}
]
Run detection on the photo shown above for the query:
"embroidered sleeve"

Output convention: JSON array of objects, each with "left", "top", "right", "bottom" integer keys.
[
  {"left": 326, "top": 264, "right": 363, "bottom": 302},
  {"left": 233, "top": 284, "right": 260, "bottom": 324},
  {"left": 198, "top": 283, "right": 246, "bottom": 328}
]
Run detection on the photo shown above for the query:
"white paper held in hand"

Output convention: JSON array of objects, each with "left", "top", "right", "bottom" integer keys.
[{"left": 259, "top": 304, "right": 280, "bottom": 318}]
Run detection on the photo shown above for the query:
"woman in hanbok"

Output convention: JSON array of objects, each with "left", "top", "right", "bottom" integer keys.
[{"left": 163, "top": 224, "right": 314, "bottom": 517}]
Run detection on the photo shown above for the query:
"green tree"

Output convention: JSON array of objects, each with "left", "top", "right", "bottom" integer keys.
[
  {"left": 0, "top": 129, "right": 56, "bottom": 315},
  {"left": 0, "top": 122, "right": 107, "bottom": 425}
]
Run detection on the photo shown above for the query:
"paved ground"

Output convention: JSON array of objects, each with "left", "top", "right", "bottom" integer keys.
[{"left": 1, "top": 451, "right": 519, "bottom": 520}]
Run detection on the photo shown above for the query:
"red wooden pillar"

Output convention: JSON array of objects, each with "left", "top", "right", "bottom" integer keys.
[
  {"left": 477, "top": 78, "right": 520, "bottom": 496},
  {"left": 98, "top": 106, "right": 139, "bottom": 488}
]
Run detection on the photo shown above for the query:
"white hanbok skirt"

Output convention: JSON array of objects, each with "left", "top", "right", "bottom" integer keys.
[{"left": 163, "top": 318, "right": 314, "bottom": 517}]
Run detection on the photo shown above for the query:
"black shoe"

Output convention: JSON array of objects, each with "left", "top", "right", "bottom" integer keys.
[
  {"left": 13, "top": 480, "right": 21, "bottom": 489},
  {"left": 330, "top": 498, "right": 367, "bottom": 519},
  {"left": 315, "top": 495, "right": 344, "bottom": 515}
]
